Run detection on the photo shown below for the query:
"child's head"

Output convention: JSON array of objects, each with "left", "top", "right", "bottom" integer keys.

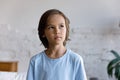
[{"left": 38, "top": 9, "right": 70, "bottom": 48}]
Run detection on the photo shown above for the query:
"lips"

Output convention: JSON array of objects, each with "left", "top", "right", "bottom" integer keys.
[{"left": 54, "top": 36, "right": 62, "bottom": 40}]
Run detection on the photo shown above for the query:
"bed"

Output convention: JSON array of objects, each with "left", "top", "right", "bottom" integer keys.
[{"left": 0, "top": 61, "right": 26, "bottom": 80}]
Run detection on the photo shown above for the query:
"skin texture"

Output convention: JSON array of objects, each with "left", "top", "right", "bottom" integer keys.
[{"left": 44, "top": 14, "right": 67, "bottom": 59}]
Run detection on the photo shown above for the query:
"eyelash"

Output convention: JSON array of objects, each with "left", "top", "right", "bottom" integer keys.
[
  {"left": 60, "top": 25, "right": 64, "bottom": 28},
  {"left": 48, "top": 26, "right": 54, "bottom": 29},
  {"left": 47, "top": 25, "right": 64, "bottom": 30}
]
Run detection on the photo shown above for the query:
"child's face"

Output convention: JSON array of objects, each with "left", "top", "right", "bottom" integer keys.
[{"left": 44, "top": 14, "right": 66, "bottom": 46}]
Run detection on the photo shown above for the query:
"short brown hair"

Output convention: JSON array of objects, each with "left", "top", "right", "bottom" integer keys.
[{"left": 38, "top": 9, "right": 70, "bottom": 48}]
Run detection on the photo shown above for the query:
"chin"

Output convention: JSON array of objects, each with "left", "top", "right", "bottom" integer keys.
[{"left": 54, "top": 42, "right": 64, "bottom": 45}]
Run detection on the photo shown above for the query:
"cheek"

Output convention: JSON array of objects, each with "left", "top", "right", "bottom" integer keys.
[
  {"left": 63, "top": 29, "right": 67, "bottom": 35},
  {"left": 62, "top": 30, "right": 67, "bottom": 40},
  {"left": 61, "top": 27, "right": 66, "bottom": 32}
]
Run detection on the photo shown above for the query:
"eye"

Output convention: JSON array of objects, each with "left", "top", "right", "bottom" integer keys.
[
  {"left": 59, "top": 24, "right": 64, "bottom": 29},
  {"left": 47, "top": 25, "right": 54, "bottom": 29}
]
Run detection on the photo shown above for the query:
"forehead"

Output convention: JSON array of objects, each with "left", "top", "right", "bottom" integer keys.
[{"left": 47, "top": 14, "right": 65, "bottom": 23}]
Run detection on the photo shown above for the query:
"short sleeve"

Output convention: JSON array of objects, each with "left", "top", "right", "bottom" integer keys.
[
  {"left": 26, "top": 58, "right": 34, "bottom": 80},
  {"left": 75, "top": 56, "right": 87, "bottom": 80}
]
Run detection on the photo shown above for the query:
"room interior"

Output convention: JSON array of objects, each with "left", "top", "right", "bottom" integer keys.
[{"left": 0, "top": 0, "right": 120, "bottom": 80}]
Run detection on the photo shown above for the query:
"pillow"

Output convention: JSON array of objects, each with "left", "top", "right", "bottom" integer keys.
[{"left": 0, "top": 71, "right": 17, "bottom": 80}]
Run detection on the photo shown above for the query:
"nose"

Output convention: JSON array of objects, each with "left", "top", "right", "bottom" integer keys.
[{"left": 55, "top": 27, "right": 60, "bottom": 34}]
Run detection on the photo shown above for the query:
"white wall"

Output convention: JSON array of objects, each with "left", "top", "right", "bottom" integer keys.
[{"left": 0, "top": 0, "right": 120, "bottom": 80}]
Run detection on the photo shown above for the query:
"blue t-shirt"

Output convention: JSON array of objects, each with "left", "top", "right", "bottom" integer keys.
[{"left": 27, "top": 49, "right": 87, "bottom": 80}]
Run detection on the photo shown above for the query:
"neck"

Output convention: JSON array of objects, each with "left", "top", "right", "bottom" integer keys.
[{"left": 45, "top": 45, "right": 66, "bottom": 59}]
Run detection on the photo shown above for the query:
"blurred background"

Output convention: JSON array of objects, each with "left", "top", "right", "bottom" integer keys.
[{"left": 0, "top": 0, "right": 120, "bottom": 80}]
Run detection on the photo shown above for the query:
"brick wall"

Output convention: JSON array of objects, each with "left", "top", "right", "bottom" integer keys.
[{"left": 0, "top": 24, "right": 120, "bottom": 80}]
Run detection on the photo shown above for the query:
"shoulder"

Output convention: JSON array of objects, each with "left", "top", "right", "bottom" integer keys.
[
  {"left": 67, "top": 49, "right": 83, "bottom": 63},
  {"left": 30, "top": 51, "right": 45, "bottom": 63}
]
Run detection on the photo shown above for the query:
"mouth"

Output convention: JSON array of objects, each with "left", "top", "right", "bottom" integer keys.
[{"left": 54, "top": 36, "right": 62, "bottom": 40}]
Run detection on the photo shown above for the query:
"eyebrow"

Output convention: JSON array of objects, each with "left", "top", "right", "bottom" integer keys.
[{"left": 47, "top": 23, "right": 65, "bottom": 26}]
